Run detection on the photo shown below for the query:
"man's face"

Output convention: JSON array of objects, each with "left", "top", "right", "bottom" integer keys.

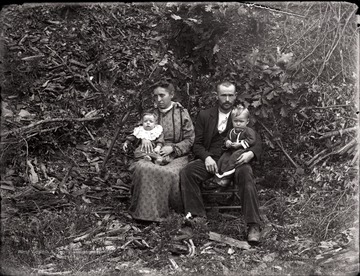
[
  {"left": 143, "top": 115, "right": 156, "bottom": 130},
  {"left": 217, "top": 84, "right": 236, "bottom": 113}
]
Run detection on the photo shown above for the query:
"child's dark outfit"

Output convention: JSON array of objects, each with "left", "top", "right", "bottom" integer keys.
[
  {"left": 216, "top": 126, "right": 257, "bottom": 179},
  {"left": 125, "top": 125, "right": 173, "bottom": 165}
]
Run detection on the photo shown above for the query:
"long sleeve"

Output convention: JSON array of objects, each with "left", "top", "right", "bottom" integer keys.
[
  {"left": 154, "top": 132, "right": 165, "bottom": 147},
  {"left": 246, "top": 130, "right": 262, "bottom": 162},
  {"left": 125, "top": 133, "right": 137, "bottom": 144},
  {"left": 172, "top": 108, "right": 195, "bottom": 156},
  {"left": 192, "top": 110, "right": 212, "bottom": 161},
  {"left": 243, "top": 127, "right": 257, "bottom": 146}
]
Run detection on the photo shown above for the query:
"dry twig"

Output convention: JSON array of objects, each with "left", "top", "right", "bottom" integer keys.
[
  {"left": 208, "top": 231, "right": 251, "bottom": 250},
  {"left": 1, "top": 117, "right": 102, "bottom": 137},
  {"left": 317, "top": 127, "right": 356, "bottom": 140},
  {"left": 258, "top": 120, "right": 301, "bottom": 168},
  {"left": 100, "top": 110, "right": 131, "bottom": 174},
  {"left": 306, "top": 149, "right": 327, "bottom": 166}
]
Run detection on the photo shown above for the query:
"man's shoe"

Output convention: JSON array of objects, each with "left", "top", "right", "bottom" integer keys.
[{"left": 247, "top": 224, "right": 261, "bottom": 243}]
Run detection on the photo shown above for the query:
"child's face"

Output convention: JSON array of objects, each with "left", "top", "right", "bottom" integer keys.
[
  {"left": 142, "top": 115, "right": 156, "bottom": 130},
  {"left": 232, "top": 114, "right": 248, "bottom": 131}
]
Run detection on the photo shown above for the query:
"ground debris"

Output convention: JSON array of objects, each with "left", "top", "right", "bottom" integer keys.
[
  {"left": 208, "top": 231, "right": 251, "bottom": 250},
  {"left": 33, "top": 270, "right": 72, "bottom": 276}
]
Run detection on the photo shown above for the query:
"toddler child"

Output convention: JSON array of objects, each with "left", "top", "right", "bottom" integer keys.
[
  {"left": 214, "top": 105, "right": 256, "bottom": 187},
  {"left": 122, "top": 111, "right": 171, "bottom": 165}
]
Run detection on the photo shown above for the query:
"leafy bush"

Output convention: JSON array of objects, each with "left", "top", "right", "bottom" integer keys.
[{"left": 0, "top": 6, "right": 358, "bottom": 270}]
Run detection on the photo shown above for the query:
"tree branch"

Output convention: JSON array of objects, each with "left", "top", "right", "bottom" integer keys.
[
  {"left": 247, "top": 3, "right": 306, "bottom": 18},
  {"left": 317, "top": 127, "right": 356, "bottom": 140},
  {"left": 258, "top": 120, "right": 301, "bottom": 168},
  {"left": 100, "top": 110, "right": 131, "bottom": 174},
  {"left": 1, "top": 117, "right": 102, "bottom": 137},
  {"left": 303, "top": 104, "right": 351, "bottom": 110},
  {"left": 312, "top": 8, "right": 356, "bottom": 84}
]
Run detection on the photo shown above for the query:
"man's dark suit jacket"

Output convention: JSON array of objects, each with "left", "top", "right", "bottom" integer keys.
[{"left": 192, "top": 106, "right": 262, "bottom": 162}]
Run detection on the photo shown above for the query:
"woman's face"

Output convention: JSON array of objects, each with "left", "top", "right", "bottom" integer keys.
[{"left": 153, "top": 87, "right": 173, "bottom": 109}]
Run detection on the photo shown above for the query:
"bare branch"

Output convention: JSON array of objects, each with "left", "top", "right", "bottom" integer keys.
[
  {"left": 317, "top": 127, "right": 357, "bottom": 140},
  {"left": 312, "top": 8, "right": 356, "bottom": 83},
  {"left": 246, "top": 3, "right": 306, "bottom": 18},
  {"left": 258, "top": 120, "right": 301, "bottom": 168},
  {"left": 1, "top": 117, "right": 102, "bottom": 137}
]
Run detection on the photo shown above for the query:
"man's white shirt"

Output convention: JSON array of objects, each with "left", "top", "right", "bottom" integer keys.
[{"left": 217, "top": 110, "right": 231, "bottom": 133}]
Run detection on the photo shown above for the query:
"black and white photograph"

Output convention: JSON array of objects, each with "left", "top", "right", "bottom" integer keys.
[{"left": 0, "top": 2, "right": 359, "bottom": 275}]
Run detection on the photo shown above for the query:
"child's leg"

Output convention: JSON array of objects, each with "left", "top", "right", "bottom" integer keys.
[
  {"left": 212, "top": 175, "right": 232, "bottom": 187},
  {"left": 216, "top": 150, "right": 245, "bottom": 178},
  {"left": 147, "top": 152, "right": 163, "bottom": 164},
  {"left": 224, "top": 149, "right": 246, "bottom": 171},
  {"left": 134, "top": 147, "right": 150, "bottom": 161},
  {"left": 161, "top": 155, "right": 174, "bottom": 165},
  {"left": 218, "top": 177, "right": 232, "bottom": 187},
  {"left": 155, "top": 154, "right": 175, "bottom": 166},
  {"left": 216, "top": 151, "right": 233, "bottom": 176}
]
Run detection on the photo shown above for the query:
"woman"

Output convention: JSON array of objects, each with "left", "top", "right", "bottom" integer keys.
[{"left": 128, "top": 81, "right": 195, "bottom": 222}]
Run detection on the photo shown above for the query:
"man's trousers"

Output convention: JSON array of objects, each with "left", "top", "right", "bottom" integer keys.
[{"left": 180, "top": 159, "right": 261, "bottom": 226}]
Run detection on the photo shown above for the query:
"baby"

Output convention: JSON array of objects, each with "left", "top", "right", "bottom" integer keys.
[
  {"left": 122, "top": 111, "right": 171, "bottom": 166},
  {"left": 214, "top": 105, "right": 256, "bottom": 187}
]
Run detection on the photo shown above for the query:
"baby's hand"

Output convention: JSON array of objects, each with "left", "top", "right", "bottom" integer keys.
[
  {"left": 225, "top": 140, "right": 232, "bottom": 148},
  {"left": 153, "top": 146, "right": 161, "bottom": 154},
  {"left": 122, "top": 142, "right": 129, "bottom": 152},
  {"left": 231, "top": 142, "right": 242, "bottom": 149}
]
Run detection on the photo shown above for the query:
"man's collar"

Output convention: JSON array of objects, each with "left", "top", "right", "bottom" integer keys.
[{"left": 218, "top": 108, "right": 231, "bottom": 116}]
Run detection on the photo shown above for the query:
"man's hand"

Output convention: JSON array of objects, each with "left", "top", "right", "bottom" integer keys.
[
  {"left": 160, "top": 145, "right": 173, "bottom": 157},
  {"left": 205, "top": 156, "right": 218, "bottom": 174},
  {"left": 235, "top": 151, "right": 254, "bottom": 166},
  {"left": 141, "top": 139, "right": 153, "bottom": 154}
]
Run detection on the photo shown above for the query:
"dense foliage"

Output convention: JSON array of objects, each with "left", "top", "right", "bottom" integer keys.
[{"left": 0, "top": 2, "right": 358, "bottom": 275}]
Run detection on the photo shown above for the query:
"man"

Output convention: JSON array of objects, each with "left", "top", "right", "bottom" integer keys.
[{"left": 180, "top": 81, "right": 262, "bottom": 242}]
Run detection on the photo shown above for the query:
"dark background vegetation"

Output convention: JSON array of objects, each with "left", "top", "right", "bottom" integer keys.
[{"left": 1, "top": 2, "right": 358, "bottom": 276}]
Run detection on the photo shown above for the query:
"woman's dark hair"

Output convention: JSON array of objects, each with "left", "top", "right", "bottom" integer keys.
[{"left": 152, "top": 80, "right": 175, "bottom": 95}]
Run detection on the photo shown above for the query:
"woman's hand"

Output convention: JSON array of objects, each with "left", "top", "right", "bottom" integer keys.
[
  {"left": 153, "top": 146, "right": 161, "bottom": 154},
  {"left": 235, "top": 151, "right": 254, "bottom": 166},
  {"left": 159, "top": 145, "right": 173, "bottom": 157},
  {"left": 205, "top": 156, "right": 218, "bottom": 174},
  {"left": 141, "top": 139, "right": 153, "bottom": 154}
]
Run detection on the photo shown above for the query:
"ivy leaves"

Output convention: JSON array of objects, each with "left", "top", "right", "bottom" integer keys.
[{"left": 235, "top": 47, "right": 307, "bottom": 121}]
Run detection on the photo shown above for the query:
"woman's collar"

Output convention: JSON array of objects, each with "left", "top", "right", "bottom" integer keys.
[{"left": 158, "top": 101, "right": 175, "bottom": 113}]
